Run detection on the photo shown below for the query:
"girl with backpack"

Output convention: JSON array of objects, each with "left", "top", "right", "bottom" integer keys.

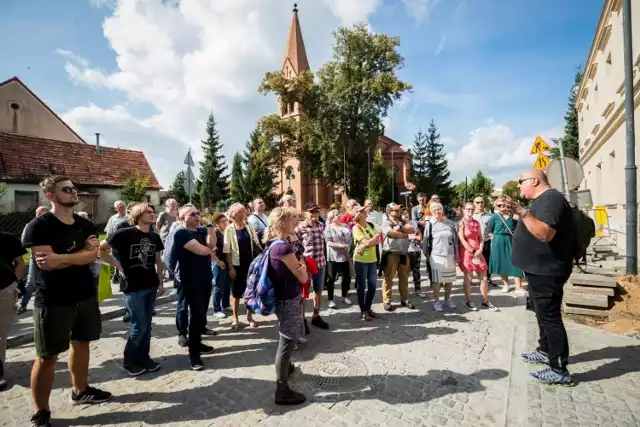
[{"left": 263, "top": 207, "right": 308, "bottom": 406}]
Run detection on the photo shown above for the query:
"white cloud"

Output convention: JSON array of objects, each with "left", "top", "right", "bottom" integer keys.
[
  {"left": 445, "top": 123, "right": 563, "bottom": 186},
  {"left": 58, "top": 0, "right": 384, "bottom": 188},
  {"left": 402, "top": 0, "right": 439, "bottom": 24}
]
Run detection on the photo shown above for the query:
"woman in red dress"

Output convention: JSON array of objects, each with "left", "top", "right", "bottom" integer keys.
[{"left": 458, "top": 202, "right": 498, "bottom": 312}]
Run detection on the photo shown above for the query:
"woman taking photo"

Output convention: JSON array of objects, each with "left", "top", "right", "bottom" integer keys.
[
  {"left": 223, "top": 203, "right": 261, "bottom": 331},
  {"left": 458, "top": 202, "right": 497, "bottom": 312},
  {"left": 324, "top": 209, "right": 353, "bottom": 308},
  {"left": 263, "top": 207, "right": 308, "bottom": 405},
  {"left": 423, "top": 202, "right": 458, "bottom": 312},
  {"left": 488, "top": 197, "right": 524, "bottom": 294},
  {"left": 352, "top": 206, "right": 380, "bottom": 321}
]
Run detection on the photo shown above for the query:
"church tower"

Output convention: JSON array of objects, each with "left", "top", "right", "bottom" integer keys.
[{"left": 279, "top": 3, "right": 309, "bottom": 119}]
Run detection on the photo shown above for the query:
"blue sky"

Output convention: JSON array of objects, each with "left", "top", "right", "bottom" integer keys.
[{"left": 0, "top": 0, "right": 602, "bottom": 188}]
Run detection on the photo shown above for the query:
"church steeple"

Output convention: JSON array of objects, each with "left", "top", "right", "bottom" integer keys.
[{"left": 282, "top": 3, "right": 310, "bottom": 77}]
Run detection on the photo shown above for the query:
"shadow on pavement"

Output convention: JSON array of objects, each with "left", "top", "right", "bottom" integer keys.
[{"left": 571, "top": 345, "right": 640, "bottom": 383}]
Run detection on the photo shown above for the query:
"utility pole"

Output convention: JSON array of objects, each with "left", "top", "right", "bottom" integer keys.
[
  {"left": 558, "top": 142, "right": 572, "bottom": 201},
  {"left": 391, "top": 148, "right": 395, "bottom": 202},
  {"left": 623, "top": 0, "right": 638, "bottom": 275}
]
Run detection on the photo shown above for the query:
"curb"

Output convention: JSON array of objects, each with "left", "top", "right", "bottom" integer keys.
[{"left": 7, "top": 292, "right": 178, "bottom": 349}]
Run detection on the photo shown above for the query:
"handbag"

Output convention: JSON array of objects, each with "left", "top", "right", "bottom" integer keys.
[{"left": 97, "top": 262, "right": 113, "bottom": 303}]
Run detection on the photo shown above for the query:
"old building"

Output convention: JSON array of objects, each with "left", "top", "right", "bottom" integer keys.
[
  {"left": 0, "top": 76, "right": 161, "bottom": 222},
  {"left": 274, "top": 5, "right": 411, "bottom": 210},
  {"left": 577, "top": 0, "right": 640, "bottom": 251}
]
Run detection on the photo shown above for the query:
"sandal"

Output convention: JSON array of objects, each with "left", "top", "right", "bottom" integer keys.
[
  {"left": 247, "top": 318, "right": 258, "bottom": 328},
  {"left": 230, "top": 322, "right": 241, "bottom": 332}
]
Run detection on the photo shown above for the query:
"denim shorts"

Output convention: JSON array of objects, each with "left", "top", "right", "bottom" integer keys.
[{"left": 311, "top": 267, "right": 326, "bottom": 294}]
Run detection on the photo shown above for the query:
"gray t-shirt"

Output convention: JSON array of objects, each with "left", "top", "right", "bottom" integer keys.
[
  {"left": 382, "top": 219, "right": 410, "bottom": 254},
  {"left": 473, "top": 211, "right": 492, "bottom": 242},
  {"left": 424, "top": 219, "right": 458, "bottom": 258},
  {"left": 157, "top": 211, "right": 177, "bottom": 241}
]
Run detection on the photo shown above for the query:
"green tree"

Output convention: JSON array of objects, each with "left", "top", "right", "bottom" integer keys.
[
  {"left": 551, "top": 68, "right": 582, "bottom": 161},
  {"left": 454, "top": 171, "right": 494, "bottom": 206},
  {"left": 199, "top": 113, "right": 229, "bottom": 209},
  {"left": 191, "top": 180, "right": 202, "bottom": 208},
  {"left": 425, "top": 119, "right": 453, "bottom": 203},
  {"left": 167, "top": 171, "right": 189, "bottom": 206},
  {"left": 243, "top": 125, "right": 278, "bottom": 206},
  {"left": 366, "top": 150, "right": 393, "bottom": 207},
  {"left": 410, "top": 129, "right": 429, "bottom": 192},
  {"left": 230, "top": 152, "right": 248, "bottom": 203},
  {"left": 119, "top": 173, "right": 150, "bottom": 203}
]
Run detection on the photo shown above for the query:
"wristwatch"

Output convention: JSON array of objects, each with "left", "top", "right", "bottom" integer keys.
[{"left": 521, "top": 210, "right": 529, "bottom": 219}]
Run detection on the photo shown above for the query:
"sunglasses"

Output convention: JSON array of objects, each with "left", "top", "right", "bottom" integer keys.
[
  {"left": 518, "top": 178, "right": 535, "bottom": 185},
  {"left": 61, "top": 186, "right": 78, "bottom": 194},
  {"left": 188, "top": 211, "right": 201, "bottom": 217},
  {"left": 474, "top": 201, "right": 484, "bottom": 204}
]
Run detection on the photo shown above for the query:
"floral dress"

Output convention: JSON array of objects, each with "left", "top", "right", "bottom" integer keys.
[{"left": 458, "top": 218, "right": 488, "bottom": 272}]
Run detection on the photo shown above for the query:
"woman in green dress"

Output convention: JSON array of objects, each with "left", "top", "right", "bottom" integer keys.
[{"left": 488, "top": 197, "right": 523, "bottom": 294}]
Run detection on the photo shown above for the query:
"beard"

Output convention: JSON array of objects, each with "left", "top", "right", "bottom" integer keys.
[{"left": 58, "top": 200, "right": 79, "bottom": 208}]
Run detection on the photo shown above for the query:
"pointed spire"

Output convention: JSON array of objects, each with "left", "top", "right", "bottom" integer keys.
[{"left": 283, "top": 3, "right": 310, "bottom": 76}]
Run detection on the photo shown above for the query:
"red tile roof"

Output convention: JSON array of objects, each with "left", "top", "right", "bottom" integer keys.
[{"left": 0, "top": 132, "right": 161, "bottom": 189}]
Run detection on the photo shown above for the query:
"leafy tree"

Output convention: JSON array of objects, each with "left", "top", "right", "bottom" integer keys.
[
  {"left": 230, "top": 152, "right": 248, "bottom": 203},
  {"left": 425, "top": 119, "right": 453, "bottom": 203},
  {"left": 454, "top": 171, "right": 494, "bottom": 206},
  {"left": 366, "top": 150, "right": 393, "bottom": 207},
  {"left": 199, "top": 113, "right": 229, "bottom": 209},
  {"left": 551, "top": 68, "right": 582, "bottom": 161},
  {"left": 119, "top": 173, "right": 150, "bottom": 204},
  {"left": 167, "top": 171, "right": 189, "bottom": 206},
  {"left": 410, "top": 129, "right": 429, "bottom": 192},
  {"left": 243, "top": 125, "right": 279, "bottom": 207}
]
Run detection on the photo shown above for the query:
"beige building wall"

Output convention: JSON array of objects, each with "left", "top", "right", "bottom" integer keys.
[
  {"left": 0, "top": 79, "right": 84, "bottom": 143},
  {"left": 578, "top": 0, "right": 640, "bottom": 252}
]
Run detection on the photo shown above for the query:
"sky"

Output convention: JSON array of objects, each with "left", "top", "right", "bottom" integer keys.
[{"left": 0, "top": 0, "right": 602, "bottom": 190}]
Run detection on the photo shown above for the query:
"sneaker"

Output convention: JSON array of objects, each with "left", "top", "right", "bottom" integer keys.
[
  {"left": 530, "top": 367, "right": 575, "bottom": 387},
  {"left": 367, "top": 310, "right": 379, "bottom": 318},
  {"left": 30, "top": 410, "right": 52, "bottom": 427},
  {"left": 328, "top": 300, "right": 337, "bottom": 309},
  {"left": 122, "top": 313, "right": 131, "bottom": 323},
  {"left": 482, "top": 301, "right": 499, "bottom": 311},
  {"left": 298, "top": 336, "right": 308, "bottom": 344},
  {"left": 178, "top": 334, "right": 188, "bottom": 347},
  {"left": 433, "top": 301, "right": 444, "bottom": 312},
  {"left": 189, "top": 354, "right": 204, "bottom": 371},
  {"left": 514, "top": 289, "right": 528, "bottom": 298},
  {"left": 202, "top": 328, "right": 217, "bottom": 336},
  {"left": 142, "top": 359, "right": 161, "bottom": 372},
  {"left": 383, "top": 303, "right": 395, "bottom": 312},
  {"left": 361, "top": 312, "right": 372, "bottom": 321},
  {"left": 122, "top": 364, "right": 146, "bottom": 377},
  {"left": 501, "top": 284, "right": 510, "bottom": 293},
  {"left": 401, "top": 301, "right": 416, "bottom": 310},
  {"left": 70, "top": 385, "right": 112, "bottom": 405},
  {"left": 311, "top": 316, "right": 329, "bottom": 330},
  {"left": 304, "top": 319, "right": 310, "bottom": 335},
  {"left": 196, "top": 343, "right": 214, "bottom": 354},
  {"left": 445, "top": 299, "right": 457, "bottom": 309},
  {"left": 213, "top": 311, "right": 226, "bottom": 319},
  {"left": 343, "top": 297, "right": 352, "bottom": 305},
  {"left": 416, "top": 292, "right": 427, "bottom": 298},
  {"left": 465, "top": 301, "right": 479, "bottom": 311},
  {"left": 521, "top": 350, "right": 550, "bottom": 365},
  {"left": 275, "top": 382, "right": 306, "bottom": 406},
  {"left": 0, "top": 377, "right": 6, "bottom": 392},
  {"left": 16, "top": 306, "right": 27, "bottom": 315}
]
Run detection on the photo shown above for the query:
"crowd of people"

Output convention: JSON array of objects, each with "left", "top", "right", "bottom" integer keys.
[{"left": 0, "top": 167, "right": 578, "bottom": 426}]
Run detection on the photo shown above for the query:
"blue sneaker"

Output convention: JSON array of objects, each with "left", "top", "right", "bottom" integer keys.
[
  {"left": 521, "top": 350, "right": 550, "bottom": 365},
  {"left": 530, "top": 367, "right": 575, "bottom": 387}
]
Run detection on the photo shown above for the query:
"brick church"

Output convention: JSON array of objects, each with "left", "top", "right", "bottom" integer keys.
[{"left": 274, "top": 5, "right": 412, "bottom": 210}]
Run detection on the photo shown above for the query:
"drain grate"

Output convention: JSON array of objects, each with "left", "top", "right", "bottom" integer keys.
[{"left": 303, "top": 354, "right": 369, "bottom": 392}]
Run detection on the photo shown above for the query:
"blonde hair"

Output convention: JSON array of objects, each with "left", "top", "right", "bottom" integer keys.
[
  {"left": 129, "top": 202, "right": 156, "bottom": 225},
  {"left": 326, "top": 209, "right": 340, "bottom": 223},
  {"left": 263, "top": 207, "right": 299, "bottom": 244},
  {"left": 227, "top": 203, "right": 246, "bottom": 220}
]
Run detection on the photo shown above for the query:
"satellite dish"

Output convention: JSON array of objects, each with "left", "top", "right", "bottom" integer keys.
[{"left": 546, "top": 158, "right": 584, "bottom": 191}]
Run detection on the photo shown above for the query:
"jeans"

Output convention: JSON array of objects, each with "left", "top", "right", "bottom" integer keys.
[
  {"left": 275, "top": 334, "right": 295, "bottom": 383},
  {"left": 326, "top": 261, "right": 350, "bottom": 300},
  {"left": 177, "top": 282, "right": 209, "bottom": 354},
  {"left": 355, "top": 261, "right": 377, "bottom": 312},
  {"left": 123, "top": 287, "right": 156, "bottom": 367},
  {"left": 212, "top": 264, "right": 231, "bottom": 313},
  {"left": 176, "top": 288, "right": 188, "bottom": 335},
  {"left": 527, "top": 273, "right": 570, "bottom": 371}
]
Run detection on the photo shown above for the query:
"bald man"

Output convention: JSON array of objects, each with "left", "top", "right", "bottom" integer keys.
[{"left": 511, "top": 168, "right": 574, "bottom": 386}]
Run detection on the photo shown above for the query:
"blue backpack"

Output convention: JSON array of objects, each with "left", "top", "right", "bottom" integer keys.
[{"left": 243, "top": 239, "right": 286, "bottom": 316}]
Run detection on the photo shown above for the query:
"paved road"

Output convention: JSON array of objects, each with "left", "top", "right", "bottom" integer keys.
[{"left": 2, "top": 278, "right": 640, "bottom": 427}]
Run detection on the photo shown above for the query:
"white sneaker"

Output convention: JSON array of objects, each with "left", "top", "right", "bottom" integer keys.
[
  {"left": 298, "top": 337, "right": 308, "bottom": 344},
  {"left": 328, "top": 300, "right": 337, "bottom": 309},
  {"left": 433, "top": 301, "right": 444, "bottom": 312},
  {"left": 501, "top": 284, "right": 510, "bottom": 293},
  {"left": 416, "top": 292, "right": 426, "bottom": 298},
  {"left": 213, "top": 312, "right": 226, "bottom": 319},
  {"left": 445, "top": 299, "right": 457, "bottom": 309},
  {"left": 343, "top": 297, "right": 352, "bottom": 305},
  {"left": 514, "top": 289, "right": 528, "bottom": 297}
]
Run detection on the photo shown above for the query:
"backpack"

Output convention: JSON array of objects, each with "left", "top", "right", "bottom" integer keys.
[
  {"left": 243, "top": 239, "right": 286, "bottom": 316},
  {"left": 569, "top": 203, "right": 595, "bottom": 268}
]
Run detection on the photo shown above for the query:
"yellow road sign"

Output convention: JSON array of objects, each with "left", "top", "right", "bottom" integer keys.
[
  {"left": 595, "top": 206, "right": 607, "bottom": 237},
  {"left": 534, "top": 153, "right": 550, "bottom": 170},
  {"left": 530, "top": 136, "right": 552, "bottom": 154}
]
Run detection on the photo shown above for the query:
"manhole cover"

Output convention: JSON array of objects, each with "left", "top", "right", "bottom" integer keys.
[{"left": 303, "top": 354, "right": 369, "bottom": 392}]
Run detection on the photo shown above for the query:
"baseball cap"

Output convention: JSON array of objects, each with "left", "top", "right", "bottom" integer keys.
[
  {"left": 386, "top": 202, "right": 401, "bottom": 211},
  {"left": 304, "top": 201, "right": 320, "bottom": 212}
]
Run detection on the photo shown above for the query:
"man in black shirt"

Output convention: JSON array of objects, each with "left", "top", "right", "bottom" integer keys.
[
  {"left": 0, "top": 232, "right": 27, "bottom": 391},
  {"left": 99, "top": 203, "right": 165, "bottom": 376},
  {"left": 511, "top": 168, "right": 574, "bottom": 386},
  {"left": 22, "top": 176, "right": 112, "bottom": 427}
]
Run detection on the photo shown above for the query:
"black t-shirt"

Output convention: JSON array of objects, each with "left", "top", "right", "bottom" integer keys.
[
  {"left": 173, "top": 228, "right": 212, "bottom": 286},
  {"left": 236, "top": 227, "right": 253, "bottom": 267},
  {"left": 107, "top": 227, "right": 163, "bottom": 293},
  {"left": 114, "top": 218, "right": 133, "bottom": 232},
  {"left": 22, "top": 212, "right": 97, "bottom": 307},
  {"left": 0, "top": 232, "right": 27, "bottom": 290},
  {"left": 511, "top": 188, "right": 574, "bottom": 277}
]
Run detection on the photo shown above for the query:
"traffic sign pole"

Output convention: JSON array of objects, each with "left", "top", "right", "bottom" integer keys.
[{"left": 558, "top": 142, "right": 571, "bottom": 201}]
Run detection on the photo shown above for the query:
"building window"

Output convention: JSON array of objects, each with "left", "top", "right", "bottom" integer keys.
[
  {"left": 606, "top": 52, "right": 612, "bottom": 65},
  {"left": 14, "top": 190, "right": 39, "bottom": 212}
]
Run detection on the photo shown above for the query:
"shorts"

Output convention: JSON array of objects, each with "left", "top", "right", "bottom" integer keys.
[
  {"left": 311, "top": 267, "right": 326, "bottom": 294},
  {"left": 33, "top": 296, "right": 102, "bottom": 357},
  {"left": 231, "top": 265, "right": 249, "bottom": 299}
]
